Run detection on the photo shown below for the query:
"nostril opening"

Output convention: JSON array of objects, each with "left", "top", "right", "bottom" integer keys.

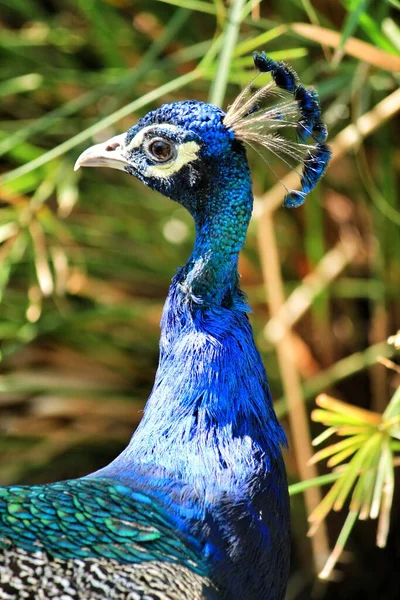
[{"left": 105, "top": 142, "right": 120, "bottom": 152}]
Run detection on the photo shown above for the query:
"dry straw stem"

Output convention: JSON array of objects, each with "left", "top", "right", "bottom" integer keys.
[
  {"left": 263, "top": 230, "right": 360, "bottom": 345},
  {"left": 378, "top": 356, "right": 400, "bottom": 375},
  {"left": 388, "top": 330, "right": 400, "bottom": 350},
  {"left": 291, "top": 23, "right": 400, "bottom": 72},
  {"left": 258, "top": 213, "right": 331, "bottom": 573}
]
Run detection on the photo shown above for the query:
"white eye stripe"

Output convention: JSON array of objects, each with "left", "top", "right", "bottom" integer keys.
[
  {"left": 144, "top": 141, "right": 200, "bottom": 179},
  {"left": 125, "top": 123, "right": 181, "bottom": 151}
]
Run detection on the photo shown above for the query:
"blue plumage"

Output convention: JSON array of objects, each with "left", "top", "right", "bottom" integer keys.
[
  {"left": 301, "top": 143, "right": 332, "bottom": 195},
  {"left": 253, "top": 51, "right": 298, "bottom": 93},
  {"left": 255, "top": 52, "right": 330, "bottom": 208},
  {"left": 224, "top": 51, "right": 331, "bottom": 208},
  {"left": 0, "top": 479, "right": 205, "bottom": 567},
  {"left": 253, "top": 52, "right": 327, "bottom": 145},
  {"left": 0, "top": 51, "right": 330, "bottom": 599}
]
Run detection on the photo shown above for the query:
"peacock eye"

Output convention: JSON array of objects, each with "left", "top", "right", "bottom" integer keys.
[{"left": 147, "top": 138, "right": 174, "bottom": 162}]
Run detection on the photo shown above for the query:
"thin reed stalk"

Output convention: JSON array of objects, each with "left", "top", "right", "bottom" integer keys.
[
  {"left": 258, "top": 212, "right": 331, "bottom": 573},
  {"left": 208, "top": 0, "right": 247, "bottom": 106}
]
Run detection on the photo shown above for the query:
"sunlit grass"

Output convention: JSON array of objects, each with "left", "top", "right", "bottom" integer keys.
[{"left": 304, "top": 384, "right": 400, "bottom": 578}]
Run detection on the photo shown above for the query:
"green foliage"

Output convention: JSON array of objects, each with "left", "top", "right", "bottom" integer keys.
[{"left": 307, "top": 387, "right": 399, "bottom": 578}]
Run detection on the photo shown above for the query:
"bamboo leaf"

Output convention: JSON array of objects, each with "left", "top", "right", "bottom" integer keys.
[
  {"left": 289, "top": 471, "right": 343, "bottom": 496},
  {"left": 156, "top": 0, "right": 216, "bottom": 14},
  {"left": 359, "top": 464, "right": 379, "bottom": 519},
  {"left": 337, "top": 425, "right": 377, "bottom": 436},
  {"left": 0, "top": 222, "right": 19, "bottom": 243},
  {"left": 376, "top": 448, "right": 395, "bottom": 547},
  {"left": 370, "top": 438, "right": 391, "bottom": 519},
  {"left": 308, "top": 477, "right": 346, "bottom": 534},
  {"left": 350, "top": 442, "right": 381, "bottom": 512},
  {"left": 327, "top": 444, "right": 363, "bottom": 468},
  {"left": 312, "top": 426, "right": 338, "bottom": 446},
  {"left": 316, "top": 393, "right": 381, "bottom": 424},
  {"left": 233, "top": 25, "right": 287, "bottom": 57},
  {"left": 383, "top": 386, "right": 400, "bottom": 420},
  {"left": 311, "top": 409, "right": 375, "bottom": 427},
  {"left": 319, "top": 511, "right": 359, "bottom": 580},
  {"left": 309, "top": 433, "right": 368, "bottom": 465},
  {"left": 333, "top": 434, "right": 381, "bottom": 511}
]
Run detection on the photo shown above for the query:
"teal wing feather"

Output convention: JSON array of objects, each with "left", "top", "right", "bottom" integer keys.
[
  {"left": 0, "top": 476, "right": 202, "bottom": 568},
  {"left": 0, "top": 477, "right": 217, "bottom": 599}
]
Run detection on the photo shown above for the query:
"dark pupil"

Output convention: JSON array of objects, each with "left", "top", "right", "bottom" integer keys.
[{"left": 149, "top": 139, "right": 172, "bottom": 161}]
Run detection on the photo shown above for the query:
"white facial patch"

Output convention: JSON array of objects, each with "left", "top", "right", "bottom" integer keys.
[
  {"left": 145, "top": 141, "right": 200, "bottom": 179},
  {"left": 125, "top": 124, "right": 180, "bottom": 151},
  {"left": 125, "top": 123, "right": 200, "bottom": 180}
]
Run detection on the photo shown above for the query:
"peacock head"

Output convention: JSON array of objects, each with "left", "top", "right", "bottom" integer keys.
[
  {"left": 75, "top": 52, "right": 331, "bottom": 213},
  {"left": 75, "top": 101, "right": 244, "bottom": 215}
]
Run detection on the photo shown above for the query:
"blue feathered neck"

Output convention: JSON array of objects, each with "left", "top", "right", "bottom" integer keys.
[
  {"left": 101, "top": 149, "right": 286, "bottom": 493},
  {"left": 176, "top": 146, "right": 253, "bottom": 306}
]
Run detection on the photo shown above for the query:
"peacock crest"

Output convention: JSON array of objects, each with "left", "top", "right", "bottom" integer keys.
[{"left": 224, "top": 51, "right": 331, "bottom": 208}]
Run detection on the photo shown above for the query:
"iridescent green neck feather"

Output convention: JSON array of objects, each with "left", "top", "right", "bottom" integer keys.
[{"left": 180, "top": 149, "right": 253, "bottom": 306}]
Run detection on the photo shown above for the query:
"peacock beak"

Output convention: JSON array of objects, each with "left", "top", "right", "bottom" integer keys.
[{"left": 74, "top": 133, "right": 129, "bottom": 172}]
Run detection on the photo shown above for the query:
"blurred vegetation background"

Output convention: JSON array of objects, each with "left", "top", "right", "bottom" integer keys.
[{"left": 0, "top": 0, "right": 399, "bottom": 598}]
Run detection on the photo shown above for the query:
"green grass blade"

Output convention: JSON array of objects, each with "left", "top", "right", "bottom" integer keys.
[
  {"left": 208, "top": 0, "right": 246, "bottom": 106},
  {"left": 233, "top": 25, "right": 288, "bottom": 57},
  {"left": 332, "top": 0, "right": 373, "bottom": 67},
  {"left": 0, "top": 8, "right": 190, "bottom": 158},
  {"left": 334, "top": 434, "right": 381, "bottom": 511},
  {"left": 0, "top": 69, "right": 200, "bottom": 185},
  {"left": 289, "top": 471, "right": 342, "bottom": 496},
  {"left": 370, "top": 437, "right": 391, "bottom": 519},
  {"left": 156, "top": 0, "right": 216, "bottom": 15},
  {"left": 319, "top": 510, "right": 359, "bottom": 579},
  {"left": 310, "top": 433, "right": 369, "bottom": 465}
]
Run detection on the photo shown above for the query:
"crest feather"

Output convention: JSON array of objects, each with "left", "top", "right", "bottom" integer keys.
[{"left": 223, "top": 51, "right": 331, "bottom": 207}]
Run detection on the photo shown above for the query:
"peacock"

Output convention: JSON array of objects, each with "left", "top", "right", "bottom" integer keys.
[{"left": 0, "top": 52, "right": 330, "bottom": 600}]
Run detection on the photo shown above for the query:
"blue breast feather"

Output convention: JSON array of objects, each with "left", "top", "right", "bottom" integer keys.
[
  {"left": 0, "top": 276, "right": 290, "bottom": 599},
  {"left": 97, "top": 276, "right": 290, "bottom": 599}
]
